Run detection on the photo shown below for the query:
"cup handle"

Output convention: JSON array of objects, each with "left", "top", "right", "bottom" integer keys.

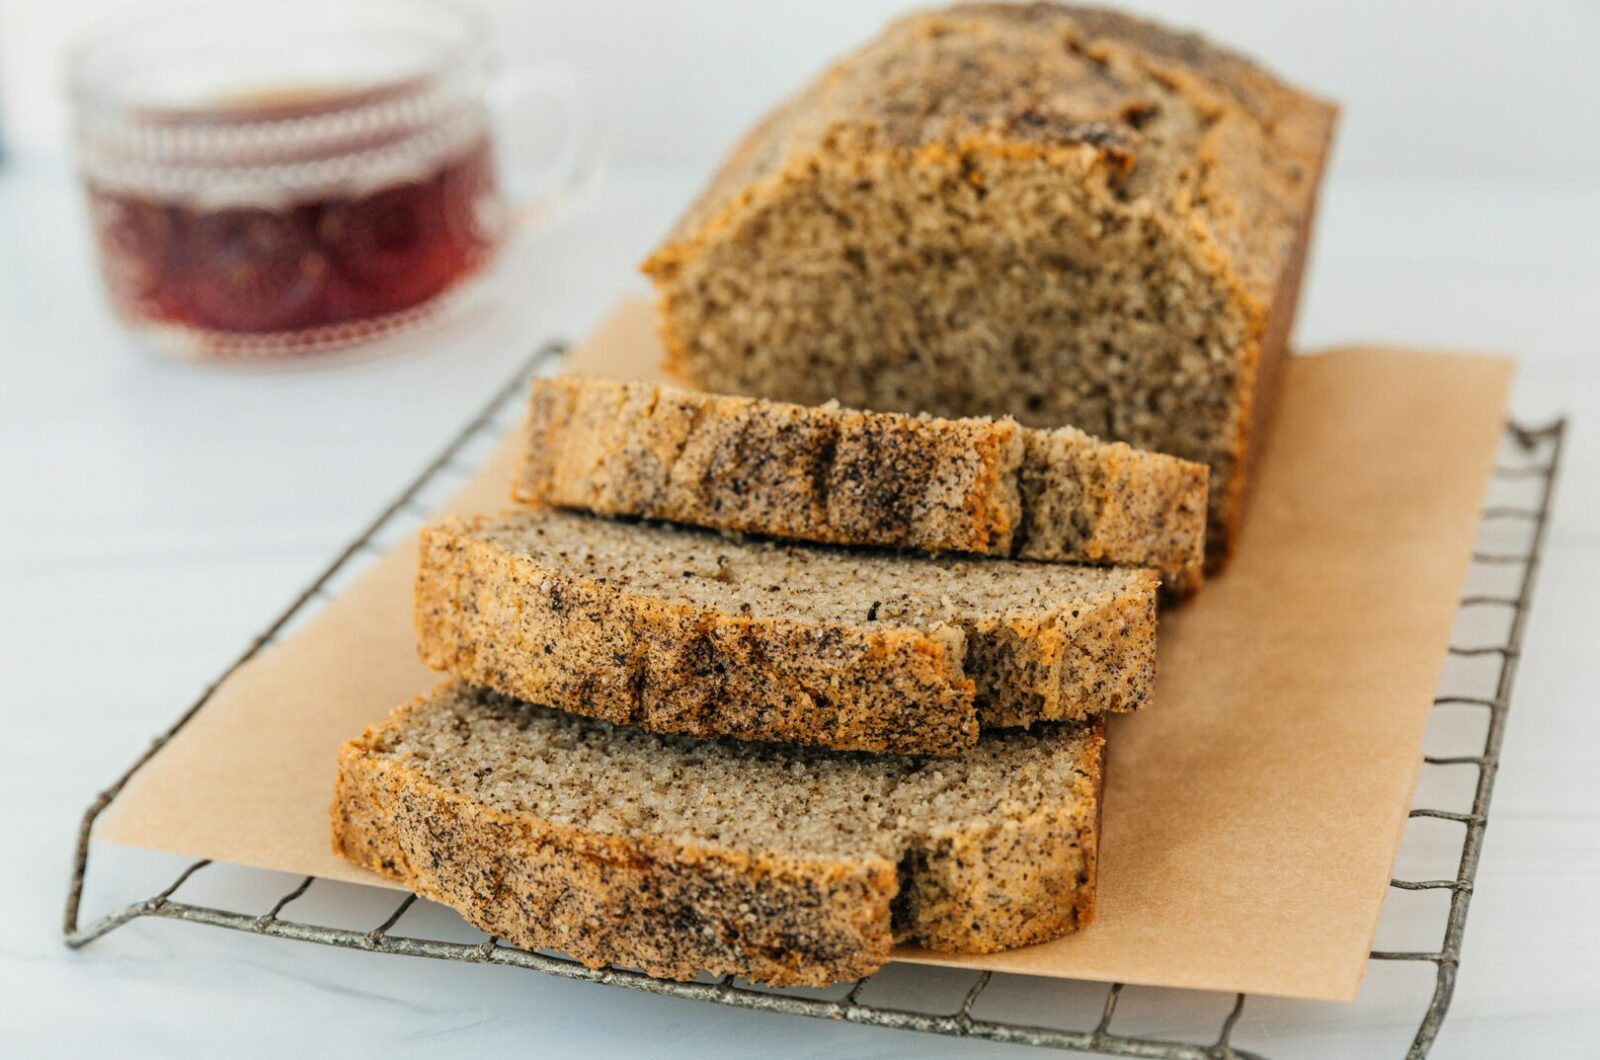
[{"left": 487, "top": 62, "right": 598, "bottom": 229}]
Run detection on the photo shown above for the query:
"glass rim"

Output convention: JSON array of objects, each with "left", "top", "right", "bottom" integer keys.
[{"left": 66, "top": 0, "right": 492, "bottom": 124}]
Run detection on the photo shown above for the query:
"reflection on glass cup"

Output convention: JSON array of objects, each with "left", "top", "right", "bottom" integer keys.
[{"left": 69, "top": 0, "right": 592, "bottom": 359}]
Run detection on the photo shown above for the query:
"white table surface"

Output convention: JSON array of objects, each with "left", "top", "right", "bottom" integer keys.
[{"left": 2, "top": 154, "right": 1597, "bottom": 1058}]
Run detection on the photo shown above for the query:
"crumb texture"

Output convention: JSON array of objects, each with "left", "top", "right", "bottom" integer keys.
[
  {"left": 331, "top": 682, "right": 1104, "bottom": 985},
  {"left": 642, "top": 2, "right": 1335, "bottom": 567},
  {"left": 519, "top": 377, "right": 1207, "bottom": 591}
]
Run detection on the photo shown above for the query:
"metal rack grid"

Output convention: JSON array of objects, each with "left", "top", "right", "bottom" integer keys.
[{"left": 63, "top": 341, "right": 1567, "bottom": 1059}]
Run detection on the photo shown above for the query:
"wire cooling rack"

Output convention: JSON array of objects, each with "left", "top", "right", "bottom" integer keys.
[{"left": 64, "top": 342, "right": 1566, "bottom": 1059}]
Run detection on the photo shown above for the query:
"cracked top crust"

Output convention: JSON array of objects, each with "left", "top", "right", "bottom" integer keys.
[{"left": 646, "top": 2, "right": 1335, "bottom": 306}]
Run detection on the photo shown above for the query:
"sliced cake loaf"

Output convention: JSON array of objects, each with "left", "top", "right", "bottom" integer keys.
[
  {"left": 518, "top": 377, "right": 1208, "bottom": 593},
  {"left": 641, "top": 2, "right": 1336, "bottom": 568},
  {"left": 332, "top": 681, "right": 1104, "bottom": 986},
  {"left": 416, "top": 508, "right": 1156, "bottom": 755}
]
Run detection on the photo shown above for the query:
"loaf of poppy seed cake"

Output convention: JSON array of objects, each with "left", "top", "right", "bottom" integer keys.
[
  {"left": 642, "top": 2, "right": 1336, "bottom": 568},
  {"left": 331, "top": 681, "right": 1104, "bottom": 986},
  {"left": 517, "top": 377, "right": 1208, "bottom": 593},
  {"left": 416, "top": 508, "right": 1156, "bottom": 755}
]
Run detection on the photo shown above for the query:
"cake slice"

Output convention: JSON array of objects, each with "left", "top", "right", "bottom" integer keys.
[
  {"left": 416, "top": 508, "right": 1156, "bottom": 755},
  {"left": 331, "top": 681, "right": 1104, "bottom": 987},
  {"left": 518, "top": 377, "right": 1208, "bottom": 593}
]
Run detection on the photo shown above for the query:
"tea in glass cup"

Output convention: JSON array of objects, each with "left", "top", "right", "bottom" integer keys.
[{"left": 70, "top": 0, "right": 591, "bottom": 359}]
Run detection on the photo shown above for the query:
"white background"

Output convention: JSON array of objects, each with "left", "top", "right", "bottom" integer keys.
[{"left": 2, "top": 1, "right": 1599, "bottom": 1057}]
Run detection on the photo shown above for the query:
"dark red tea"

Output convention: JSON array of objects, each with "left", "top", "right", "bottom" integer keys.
[{"left": 88, "top": 137, "right": 500, "bottom": 339}]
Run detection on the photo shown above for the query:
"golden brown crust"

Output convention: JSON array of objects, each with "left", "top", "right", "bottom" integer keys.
[
  {"left": 329, "top": 684, "right": 1104, "bottom": 985},
  {"left": 1210, "top": 113, "right": 1333, "bottom": 568},
  {"left": 517, "top": 377, "right": 1206, "bottom": 591}
]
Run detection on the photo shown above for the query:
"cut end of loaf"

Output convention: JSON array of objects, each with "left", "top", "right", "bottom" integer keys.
[
  {"left": 642, "top": 1, "right": 1335, "bottom": 567},
  {"left": 649, "top": 135, "right": 1254, "bottom": 566}
]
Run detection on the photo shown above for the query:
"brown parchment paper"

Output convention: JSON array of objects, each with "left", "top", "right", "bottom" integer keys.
[{"left": 99, "top": 296, "right": 1513, "bottom": 1002}]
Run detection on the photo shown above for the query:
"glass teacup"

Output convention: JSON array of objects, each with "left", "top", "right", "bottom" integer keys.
[{"left": 69, "top": 0, "right": 592, "bottom": 359}]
